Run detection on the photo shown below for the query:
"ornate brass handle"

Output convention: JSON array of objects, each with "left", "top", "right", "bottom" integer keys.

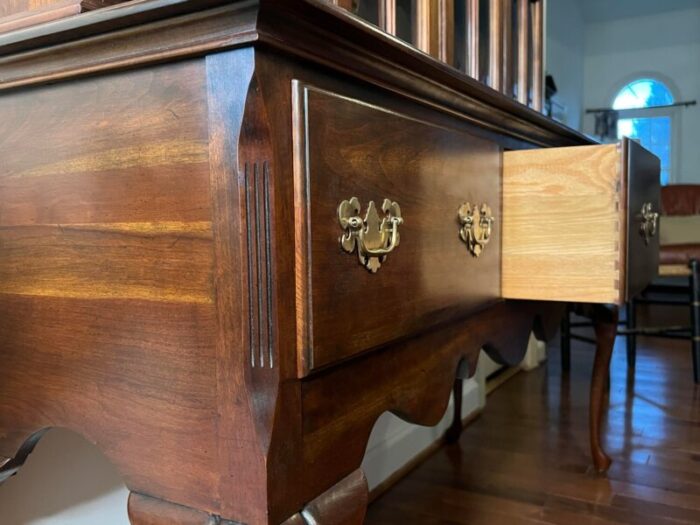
[
  {"left": 639, "top": 202, "right": 658, "bottom": 245},
  {"left": 458, "top": 202, "right": 494, "bottom": 257},
  {"left": 338, "top": 197, "right": 403, "bottom": 273}
]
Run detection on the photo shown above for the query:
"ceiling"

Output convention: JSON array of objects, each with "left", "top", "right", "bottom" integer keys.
[{"left": 579, "top": 0, "right": 700, "bottom": 23}]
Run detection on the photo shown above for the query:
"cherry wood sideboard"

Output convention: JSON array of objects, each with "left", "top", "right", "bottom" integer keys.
[{"left": 0, "top": 1, "right": 660, "bottom": 524}]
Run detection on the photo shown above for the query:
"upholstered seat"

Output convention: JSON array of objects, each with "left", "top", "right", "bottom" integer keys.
[
  {"left": 661, "top": 184, "right": 700, "bottom": 215},
  {"left": 660, "top": 185, "right": 700, "bottom": 265},
  {"left": 563, "top": 184, "right": 700, "bottom": 384},
  {"left": 660, "top": 244, "right": 700, "bottom": 265}
]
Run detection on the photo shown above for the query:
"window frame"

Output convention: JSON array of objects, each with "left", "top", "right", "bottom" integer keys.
[{"left": 611, "top": 77, "right": 681, "bottom": 185}]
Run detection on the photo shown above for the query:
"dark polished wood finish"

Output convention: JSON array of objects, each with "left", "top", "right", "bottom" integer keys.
[
  {"left": 129, "top": 492, "right": 237, "bottom": 525},
  {"left": 624, "top": 140, "right": 661, "bottom": 299},
  {"left": 378, "top": 0, "right": 396, "bottom": 36},
  {"left": 295, "top": 84, "right": 501, "bottom": 373},
  {"left": 367, "top": 334, "right": 700, "bottom": 525},
  {"left": 516, "top": 0, "right": 529, "bottom": 104},
  {"left": 501, "top": 0, "right": 513, "bottom": 96},
  {"left": 0, "top": 0, "right": 589, "bottom": 147},
  {"left": 530, "top": 0, "right": 544, "bottom": 111},
  {"left": 488, "top": 0, "right": 503, "bottom": 91},
  {"left": 0, "top": 1, "right": 656, "bottom": 524},
  {"left": 590, "top": 304, "right": 618, "bottom": 473},
  {"left": 293, "top": 470, "right": 369, "bottom": 525},
  {"left": 466, "top": 0, "right": 479, "bottom": 79}
]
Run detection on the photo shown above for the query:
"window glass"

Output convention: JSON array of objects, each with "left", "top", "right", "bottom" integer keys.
[
  {"left": 618, "top": 116, "right": 671, "bottom": 185},
  {"left": 613, "top": 79, "right": 674, "bottom": 110},
  {"left": 615, "top": 79, "right": 674, "bottom": 185}
]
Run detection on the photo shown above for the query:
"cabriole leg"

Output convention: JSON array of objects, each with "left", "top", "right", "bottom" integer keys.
[
  {"left": 128, "top": 493, "right": 234, "bottom": 525},
  {"left": 282, "top": 470, "right": 368, "bottom": 525},
  {"left": 589, "top": 304, "right": 618, "bottom": 473}
]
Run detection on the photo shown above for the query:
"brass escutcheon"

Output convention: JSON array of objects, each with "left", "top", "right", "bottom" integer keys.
[
  {"left": 639, "top": 202, "right": 658, "bottom": 245},
  {"left": 338, "top": 197, "right": 403, "bottom": 273},
  {"left": 458, "top": 202, "right": 494, "bottom": 257}
]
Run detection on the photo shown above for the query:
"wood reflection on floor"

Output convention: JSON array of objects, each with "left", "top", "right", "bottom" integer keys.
[{"left": 366, "top": 333, "right": 700, "bottom": 524}]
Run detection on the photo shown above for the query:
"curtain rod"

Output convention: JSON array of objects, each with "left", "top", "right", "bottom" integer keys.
[{"left": 586, "top": 100, "right": 696, "bottom": 113}]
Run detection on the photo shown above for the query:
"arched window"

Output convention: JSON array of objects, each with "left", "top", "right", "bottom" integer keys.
[{"left": 613, "top": 78, "right": 675, "bottom": 185}]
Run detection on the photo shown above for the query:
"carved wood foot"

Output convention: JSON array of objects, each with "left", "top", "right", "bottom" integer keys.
[
  {"left": 128, "top": 493, "right": 235, "bottom": 525},
  {"left": 590, "top": 304, "right": 618, "bottom": 473},
  {"left": 282, "top": 470, "right": 368, "bottom": 525}
]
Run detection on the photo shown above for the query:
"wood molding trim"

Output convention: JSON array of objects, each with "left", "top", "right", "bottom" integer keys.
[{"left": 0, "top": 0, "right": 591, "bottom": 148}]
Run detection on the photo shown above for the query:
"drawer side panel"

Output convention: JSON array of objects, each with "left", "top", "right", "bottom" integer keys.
[{"left": 502, "top": 144, "right": 623, "bottom": 304}]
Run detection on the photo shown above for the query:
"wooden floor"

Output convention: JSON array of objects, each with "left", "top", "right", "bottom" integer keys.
[{"left": 366, "top": 331, "right": 700, "bottom": 524}]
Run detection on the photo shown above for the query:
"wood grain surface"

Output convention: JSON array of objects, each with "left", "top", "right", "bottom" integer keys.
[
  {"left": 0, "top": 58, "right": 224, "bottom": 512},
  {"left": 295, "top": 84, "right": 501, "bottom": 373},
  {"left": 299, "top": 301, "right": 560, "bottom": 501},
  {"left": 502, "top": 144, "right": 624, "bottom": 304},
  {"left": 128, "top": 492, "right": 238, "bottom": 525},
  {"left": 0, "top": 3, "right": 609, "bottom": 522},
  {"left": 0, "top": 0, "right": 591, "bottom": 149},
  {"left": 367, "top": 329, "right": 700, "bottom": 525}
]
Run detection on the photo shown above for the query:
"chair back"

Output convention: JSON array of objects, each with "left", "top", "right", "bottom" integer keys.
[{"left": 661, "top": 185, "right": 700, "bottom": 216}]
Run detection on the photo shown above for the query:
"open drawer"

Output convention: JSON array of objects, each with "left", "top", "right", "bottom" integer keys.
[{"left": 502, "top": 138, "right": 660, "bottom": 304}]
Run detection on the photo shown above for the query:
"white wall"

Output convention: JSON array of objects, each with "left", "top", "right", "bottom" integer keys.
[
  {"left": 0, "top": 430, "right": 129, "bottom": 524},
  {"left": 546, "top": 0, "right": 586, "bottom": 130},
  {"left": 582, "top": 6, "right": 700, "bottom": 183}
]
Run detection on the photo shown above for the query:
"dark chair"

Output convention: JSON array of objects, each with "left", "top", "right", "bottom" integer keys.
[
  {"left": 627, "top": 185, "right": 700, "bottom": 383},
  {"left": 562, "top": 185, "right": 700, "bottom": 383}
]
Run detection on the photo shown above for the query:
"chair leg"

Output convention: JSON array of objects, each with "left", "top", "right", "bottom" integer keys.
[
  {"left": 561, "top": 305, "right": 571, "bottom": 373},
  {"left": 690, "top": 259, "right": 700, "bottom": 384},
  {"left": 445, "top": 379, "right": 464, "bottom": 443},
  {"left": 626, "top": 297, "right": 637, "bottom": 370}
]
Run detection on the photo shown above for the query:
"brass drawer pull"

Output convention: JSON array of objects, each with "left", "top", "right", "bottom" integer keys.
[
  {"left": 458, "top": 202, "right": 494, "bottom": 257},
  {"left": 639, "top": 202, "right": 658, "bottom": 245},
  {"left": 338, "top": 197, "right": 403, "bottom": 273}
]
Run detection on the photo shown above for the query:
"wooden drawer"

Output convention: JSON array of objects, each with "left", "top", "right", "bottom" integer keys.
[
  {"left": 294, "top": 84, "right": 501, "bottom": 375},
  {"left": 502, "top": 138, "right": 660, "bottom": 304}
]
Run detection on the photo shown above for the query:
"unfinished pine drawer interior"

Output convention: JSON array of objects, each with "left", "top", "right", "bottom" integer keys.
[{"left": 502, "top": 138, "right": 660, "bottom": 304}]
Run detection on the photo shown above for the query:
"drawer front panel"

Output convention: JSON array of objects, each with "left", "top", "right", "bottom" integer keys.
[
  {"left": 294, "top": 84, "right": 501, "bottom": 374},
  {"left": 624, "top": 139, "right": 660, "bottom": 299}
]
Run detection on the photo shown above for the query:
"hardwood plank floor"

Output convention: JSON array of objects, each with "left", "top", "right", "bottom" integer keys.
[{"left": 366, "top": 328, "right": 700, "bottom": 524}]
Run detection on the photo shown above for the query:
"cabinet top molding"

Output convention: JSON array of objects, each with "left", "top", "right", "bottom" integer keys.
[{"left": 0, "top": 0, "right": 591, "bottom": 148}]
